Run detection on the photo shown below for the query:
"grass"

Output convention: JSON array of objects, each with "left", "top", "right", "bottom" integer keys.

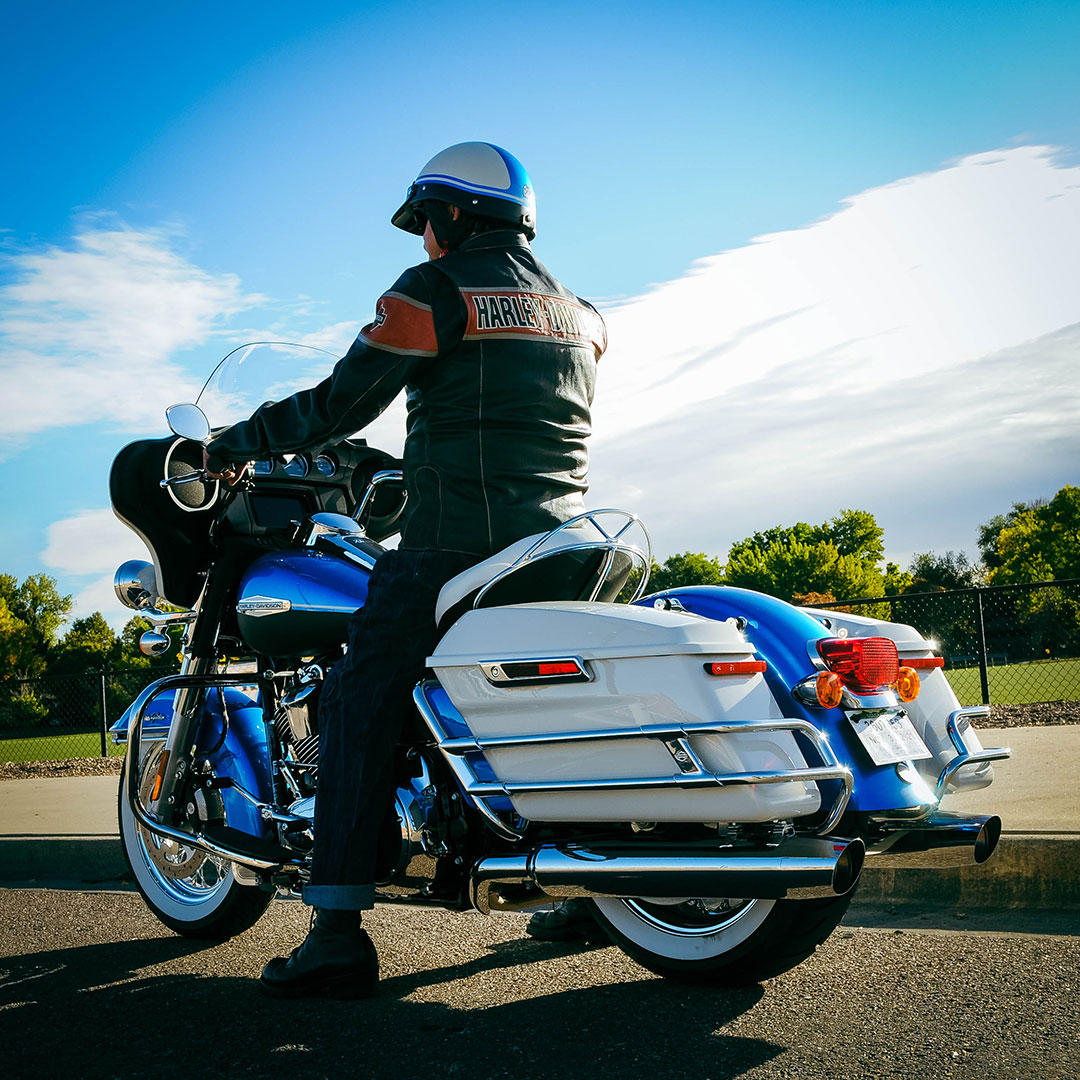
[
  {"left": 0, "top": 730, "right": 126, "bottom": 764},
  {"left": 943, "top": 656, "right": 1080, "bottom": 706}
]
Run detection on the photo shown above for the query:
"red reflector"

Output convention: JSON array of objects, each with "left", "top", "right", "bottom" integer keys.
[
  {"left": 537, "top": 661, "right": 581, "bottom": 676},
  {"left": 904, "top": 656, "right": 945, "bottom": 670},
  {"left": 705, "top": 660, "right": 767, "bottom": 676},
  {"left": 817, "top": 636, "right": 899, "bottom": 694}
]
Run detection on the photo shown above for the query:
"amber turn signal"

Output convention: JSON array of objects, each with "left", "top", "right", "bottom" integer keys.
[
  {"left": 150, "top": 749, "right": 171, "bottom": 803},
  {"left": 895, "top": 666, "right": 921, "bottom": 702},
  {"left": 815, "top": 670, "right": 844, "bottom": 708}
]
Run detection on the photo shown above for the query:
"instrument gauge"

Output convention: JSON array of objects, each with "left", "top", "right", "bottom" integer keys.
[
  {"left": 253, "top": 460, "right": 275, "bottom": 476},
  {"left": 282, "top": 455, "right": 310, "bottom": 478},
  {"left": 315, "top": 453, "right": 338, "bottom": 478}
]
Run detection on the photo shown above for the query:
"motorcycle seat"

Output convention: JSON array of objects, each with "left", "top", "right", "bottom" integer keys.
[{"left": 434, "top": 514, "right": 644, "bottom": 630}]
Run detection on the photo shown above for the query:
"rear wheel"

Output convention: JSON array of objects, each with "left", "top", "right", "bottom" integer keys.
[
  {"left": 118, "top": 746, "right": 273, "bottom": 939},
  {"left": 590, "top": 891, "right": 854, "bottom": 986}
]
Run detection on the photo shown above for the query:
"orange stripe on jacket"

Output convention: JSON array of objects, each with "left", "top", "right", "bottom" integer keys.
[{"left": 357, "top": 291, "right": 439, "bottom": 357}]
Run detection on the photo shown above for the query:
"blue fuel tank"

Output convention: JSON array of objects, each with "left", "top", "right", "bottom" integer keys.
[{"left": 235, "top": 548, "right": 371, "bottom": 656}]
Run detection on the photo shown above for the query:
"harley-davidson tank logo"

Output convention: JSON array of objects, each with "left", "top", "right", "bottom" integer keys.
[{"left": 236, "top": 596, "right": 293, "bottom": 618}]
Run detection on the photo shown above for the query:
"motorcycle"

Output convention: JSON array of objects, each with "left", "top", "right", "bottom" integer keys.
[{"left": 109, "top": 342, "right": 1010, "bottom": 985}]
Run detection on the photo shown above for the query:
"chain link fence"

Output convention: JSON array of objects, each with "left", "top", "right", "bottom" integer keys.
[
  {"left": 0, "top": 667, "right": 178, "bottom": 763},
  {"left": 807, "top": 579, "right": 1080, "bottom": 708},
  {"left": 4, "top": 580, "right": 1077, "bottom": 759}
]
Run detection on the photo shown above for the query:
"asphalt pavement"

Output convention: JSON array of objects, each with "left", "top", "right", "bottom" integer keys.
[
  {"left": 1, "top": 727, "right": 1077, "bottom": 908},
  {"left": 1, "top": 888, "right": 1077, "bottom": 1080}
]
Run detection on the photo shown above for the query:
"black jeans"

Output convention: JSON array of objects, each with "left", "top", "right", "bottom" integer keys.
[{"left": 303, "top": 547, "right": 478, "bottom": 910}]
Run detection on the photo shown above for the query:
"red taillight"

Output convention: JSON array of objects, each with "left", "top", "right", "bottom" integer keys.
[
  {"left": 816, "top": 636, "right": 899, "bottom": 694},
  {"left": 537, "top": 661, "right": 582, "bottom": 676},
  {"left": 705, "top": 660, "right": 767, "bottom": 676},
  {"left": 904, "top": 656, "right": 945, "bottom": 670}
]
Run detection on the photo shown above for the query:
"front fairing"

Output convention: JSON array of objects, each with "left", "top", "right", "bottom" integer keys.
[{"left": 636, "top": 586, "right": 938, "bottom": 813}]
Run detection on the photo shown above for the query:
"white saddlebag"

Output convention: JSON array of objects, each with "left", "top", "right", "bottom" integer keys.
[{"left": 429, "top": 602, "right": 823, "bottom": 824}]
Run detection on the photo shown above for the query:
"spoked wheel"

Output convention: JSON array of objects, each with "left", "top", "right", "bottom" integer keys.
[
  {"left": 118, "top": 744, "right": 273, "bottom": 939},
  {"left": 589, "top": 891, "right": 854, "bottom": 986}
]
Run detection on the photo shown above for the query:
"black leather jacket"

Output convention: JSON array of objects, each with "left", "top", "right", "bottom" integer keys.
[{"left": 207, "top": 231, "right": 606, "bottom": 556}]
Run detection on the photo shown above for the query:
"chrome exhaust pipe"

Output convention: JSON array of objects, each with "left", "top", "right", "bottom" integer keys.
[
  {"left": 865, "top": 812, "right": 1002, "bottom": 869},
  {"left": 471, "top": 836, "right": 865, "bottom": 915}
]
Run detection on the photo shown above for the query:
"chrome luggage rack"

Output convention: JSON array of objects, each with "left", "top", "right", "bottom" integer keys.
[
  {"left": 473, "top": 509, "right": 654, "bottom": 608},
  {"left": 936, "top": 706, "right": 1011, "bottom": 796},
  {"left": 413, "top": 682, "right": 854, "bottom": 842}
]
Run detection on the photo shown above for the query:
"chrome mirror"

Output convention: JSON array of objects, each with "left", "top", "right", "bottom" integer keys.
[
  {"left": 165, "top": 403, "right": 211, "bottom": 443},
  {"left": 114, "top": 560, "right": 158, "bottom": 611}
]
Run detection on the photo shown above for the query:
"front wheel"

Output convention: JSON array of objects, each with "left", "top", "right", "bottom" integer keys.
[
  {"left": 118, "top": 749, "right": 273, "bottom": 939},
  {"left": 589, "top": 891, "right": 854, "bottom": 986}
]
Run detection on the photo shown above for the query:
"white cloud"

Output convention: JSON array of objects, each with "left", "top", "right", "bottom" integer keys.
[
  {"left": 41, "top": 508, "right": 147, "bottom": 577},
  {"left": 589, "top": 146, "right": 1080, "bottom": 562},
  {"left": 0, "top": 224, "right": 265, "bottom": 450},
  {"left": 40, "top": 509, "right": 152, "bottom": 630}
]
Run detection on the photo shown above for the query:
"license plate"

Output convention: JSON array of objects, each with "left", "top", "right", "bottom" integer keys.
[{"left": 848, "top": 711, "right": 933, "bottom": 766}]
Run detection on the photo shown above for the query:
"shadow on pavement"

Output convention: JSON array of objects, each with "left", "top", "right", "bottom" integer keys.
[{"left": 0, "top": 931, "right": 779, "bottom": 1080}]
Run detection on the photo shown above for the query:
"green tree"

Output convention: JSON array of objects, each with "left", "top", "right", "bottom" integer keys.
[
  {"left": 906, "top": 550, "right": 981, "bottom": 592},
  {"left": 883, "top": 562, "right": 914, "bottom": 596},
  {"left": 989, "top": 485, "right": 1080, "bottom": 585},
  {"left": 0, "top": 574, "right": 72, "bottom": 679},
  {"left": 977, "top": 496, "right": 1047, "bottom": 574},
  {"left": 51, "top": 612, "right": 121, "bottom": 675},
  {"left": 648, "top": 551, "right": 725, "bottom": 593},
  {"left": 724, "top": 509, "right": 888, "bottom": 603}
]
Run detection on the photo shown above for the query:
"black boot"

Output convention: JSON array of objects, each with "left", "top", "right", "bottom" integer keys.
[
  {"left": 260, "top": 908, "right": 379, "bottom": 999},
  {"left": 526, "top": 898, "right": 603, "bottom": 943}
]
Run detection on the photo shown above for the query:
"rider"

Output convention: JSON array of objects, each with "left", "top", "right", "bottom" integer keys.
[{"left": 203, "top": 142, "right": 607, "bottom": 998}]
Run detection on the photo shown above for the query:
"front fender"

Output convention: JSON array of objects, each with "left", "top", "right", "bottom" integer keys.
[{"left": 111, "top": 685, "right": 274, "bottom": 840}]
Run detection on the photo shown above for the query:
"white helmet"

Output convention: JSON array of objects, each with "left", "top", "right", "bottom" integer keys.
[{"left": 392, "top": 142, "right": 536, "bottom": 240}]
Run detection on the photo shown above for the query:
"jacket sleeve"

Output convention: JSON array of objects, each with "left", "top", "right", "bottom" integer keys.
[{"left": 206, "top": 268, "right": 441, "bottom": 466}]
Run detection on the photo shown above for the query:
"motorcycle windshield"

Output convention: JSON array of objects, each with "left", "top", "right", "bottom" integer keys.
[{"left": 194, "top": 341, "right": 340, "bottom": 429}]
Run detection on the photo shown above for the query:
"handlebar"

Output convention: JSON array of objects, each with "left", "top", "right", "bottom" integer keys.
[{"left": 160, "top": 470, "right": 206, "bottom": 489}]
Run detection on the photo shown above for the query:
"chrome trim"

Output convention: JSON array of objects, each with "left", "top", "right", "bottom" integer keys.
[
  {"left": 472, "top": 509, "right": 653, "bottom": 608},
  {"left": 317, "top": 533, "right": 379, "bottom": 570},
  {"left": 354, "top": 469, "right": 406, "bottom": 530},
  {"left": 142, "top": 607, "right": 198, "bottom": 625},
  {"left": 936, "top": 707, "right": 1011, "bottom": 796},
  {"left": 236, "top": 595, "right": 293, "bottom": 618},
  {"left": 470, "top": 836, "right": 866, "bottom": 914},
  {"left": 159, "top": 470, "right": 205, "bottom": 489},
  {"left": 865, "top": 810, "right": 1002, "bottom": 868},
  {"left": 478, "top": 656, "right": 591, "bottom": 685},
  {"left": 412, "top": 683, "right": 523, "bottom": 842},
  {"left": 126, "top": 672, "right": 303, "bottom": 871},
  {"left": 114, "top": 560, "right": 157, "bottom": 611},
  {"left": 415, "top": 681, "right": 853, "bottom": 835},
  {"left": 138, "top": 630, "right": 172, "bottom": 657},
  {"left": 303, "top": 512, "right": 363, "bottom": 547}
]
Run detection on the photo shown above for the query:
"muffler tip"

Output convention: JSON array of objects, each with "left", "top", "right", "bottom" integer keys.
[
  {"left": 974, "top": 815, "right": 1002, "bottom": 864},
  {"left": 832, "top": 838, "right": 866, "bottom": 895}
]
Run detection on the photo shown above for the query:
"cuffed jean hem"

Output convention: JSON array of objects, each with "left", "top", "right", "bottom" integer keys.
[{"left": 301, "top": 884, "right": 376, "bottom": 911}]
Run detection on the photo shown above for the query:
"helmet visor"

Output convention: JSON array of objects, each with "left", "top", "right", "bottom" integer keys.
[{"left": 391, "top": 185, "right": 427, "bottom": 235}]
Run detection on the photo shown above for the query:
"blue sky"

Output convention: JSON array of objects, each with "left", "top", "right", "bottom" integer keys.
[{"left": 2, "top": 0, "right": 1079, "bottom": 625}]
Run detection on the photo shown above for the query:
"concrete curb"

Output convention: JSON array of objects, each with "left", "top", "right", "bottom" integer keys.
[
  {"left": 0, "top": 836, "right": 128, "bottom": 887},
  {"left": 858, "top": 835, "right": 1080, "bottom": 909},
  {"left": 2, "top": 833, "right": 1076, "bottom": 911}
]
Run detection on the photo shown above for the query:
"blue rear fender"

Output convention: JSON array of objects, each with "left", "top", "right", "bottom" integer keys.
[
  {"left": 636, "top": 586, "right": 936, "bottom": 813},
  {"left": 111, "top": 685, "right": 275, "bottom": 841}
]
